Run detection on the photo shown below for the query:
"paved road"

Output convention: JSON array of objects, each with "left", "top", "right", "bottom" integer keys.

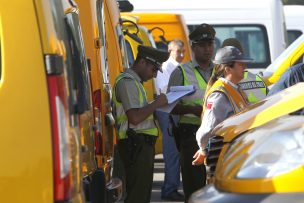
[{"left": 150, "top": 154, "right": 184, "bottom": 203}]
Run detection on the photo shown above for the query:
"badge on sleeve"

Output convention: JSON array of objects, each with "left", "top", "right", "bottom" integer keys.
[{"left": 207, "top": 102, "right": 213, "bottom": 109}]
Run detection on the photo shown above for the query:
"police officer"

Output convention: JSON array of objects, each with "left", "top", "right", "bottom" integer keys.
[
  {"left": 221, "top": 38, "right": 268, "bottom": 103},
  {"left": 193, "top": 46, "right": 252, "bottom": 165},
  {"left": 112, "top": 45, "right": 169, "bottom": 203},
  {"left": 167, "top": 23, "right": 216, "bottom": 201}
]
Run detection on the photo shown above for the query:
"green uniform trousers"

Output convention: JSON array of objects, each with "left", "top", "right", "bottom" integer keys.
[
  {"left": 118, "top": 137, "right": 155, "bottom": 203},
  {"left": 178, "top": 123, "right": 206, "bottom": 202}
]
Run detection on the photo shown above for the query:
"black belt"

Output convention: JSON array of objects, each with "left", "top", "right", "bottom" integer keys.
[
  {"left": 137, "top": 133, "right": 158, "bottom": 146},
  {"left": 119, "top": 133, "right": 157, "bottom": 146}
]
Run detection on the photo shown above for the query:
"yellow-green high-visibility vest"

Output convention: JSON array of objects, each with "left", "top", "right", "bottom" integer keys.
[
  {"left": 239, "top": 70, "right": 268, "bottom": 104},
  {"left": 179, "top": 62, "right": 208, "bottom": 125},
  {"left": 113, "top": 72, "right": 158, "bottom": 140}
]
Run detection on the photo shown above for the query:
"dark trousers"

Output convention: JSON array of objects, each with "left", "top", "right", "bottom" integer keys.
[
  {"left": 118, "top": 135, "right": 156, "bottom": 203},
  {"left": 178, "top": 123, "right": 206, "bottom": 202}
]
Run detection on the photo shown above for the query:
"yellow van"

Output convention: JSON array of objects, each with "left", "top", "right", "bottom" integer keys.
[
  {"left": 76, "top": 0, "right": 122, "bottom": 201},
  {"left": 59, "top": 1, "right": 103, "bottom": 202},
  {"left": 62, "top": 0, "right": 97, "bottom": 178},
  {"left": 105, "top": 0, "right": 130, "bottom": 86},
  {"left": 0, "top": 0, "right": 85, "bottom": 202},
  {"left": 122, "top": 12, "right": 191, "bottom": 63}
]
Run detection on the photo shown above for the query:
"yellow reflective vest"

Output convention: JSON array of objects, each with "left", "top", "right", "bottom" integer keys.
[
  {"left": 203, "top": 79, "right": 249, "bottom": 114},
  {"left": 112, "top": 72, "right": 158, "bottom": 140}
]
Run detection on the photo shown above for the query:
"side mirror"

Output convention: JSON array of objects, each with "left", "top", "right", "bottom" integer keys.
[
  {"left": 121, "top": 19, "right": 143, "bottom": 44},
  {"left": 149, "top": 27, "right": 168, "bottom": 45}
]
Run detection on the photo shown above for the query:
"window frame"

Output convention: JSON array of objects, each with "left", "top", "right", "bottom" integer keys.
[{"left": 188, "top": 24, "right": 271, "bottom": 69}]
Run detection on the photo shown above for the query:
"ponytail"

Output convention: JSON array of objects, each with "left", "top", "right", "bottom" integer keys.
[
  {"left": 205, "top": 64, "right": 225, "bottom": 93},
  {"left": 203, "top": 62, "right": 235, "bottom": 101}
]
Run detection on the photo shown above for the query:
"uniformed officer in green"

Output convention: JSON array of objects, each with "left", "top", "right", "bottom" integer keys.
[
  {"left": 113, "top": 45, "right": 169, "bottom": 203},
  {"left": 167, "top": 23, "right": 216, "bottom": 201}
]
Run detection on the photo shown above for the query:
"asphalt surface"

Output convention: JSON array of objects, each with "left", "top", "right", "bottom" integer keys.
[{"left": 151, "top": 154, "right": 184, "bottom": 203}]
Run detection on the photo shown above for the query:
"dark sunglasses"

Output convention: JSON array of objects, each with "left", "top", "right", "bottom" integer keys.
[{"left": 145, "top": 59, "right": 159, "bottom": 72}]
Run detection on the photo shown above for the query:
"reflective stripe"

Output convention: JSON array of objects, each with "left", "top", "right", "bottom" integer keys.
[
  {"left": 179, "top": 62, "right": 208, "bottom": 125},
  {"left": 116, "top": 114, "right": 127, "bottom": 124},
  {"left": 204, "top": 79, "right": 248, "bottom": 114},
  {"left": 137, "top": 127, "right": 158, "bottom": 135},
  {"left": 239, "top": 71, "right": 267, "bottom": 103},
  {"left": 113, "top": 72, "right": 158, "bottom": 139}
]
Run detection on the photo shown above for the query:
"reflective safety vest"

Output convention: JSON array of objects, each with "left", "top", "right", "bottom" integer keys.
[
  {"left": 239, "top": 71, "right": 268, "bottom": 104},
  {"left": 204, "top": 79, "right": 248, "bottom": 114},
  {"left": 179, "top": 62, "right": 208, "bottom": 125},
  {"left": 112, "top": 73, "right": 158, "bottom": 140}
]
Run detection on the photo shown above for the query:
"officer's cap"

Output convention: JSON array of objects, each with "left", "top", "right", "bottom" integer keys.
[
  {"left": 137, "top": 45, "right": 169, "bottom": 73},
  {"left": 189, "top": 23, "right": 216, "bottom": 43},
  {"left": 213, "top": 46, "right": 253, "bottom": 64},
  {"left": 221, "top": 38, "right": 244, "bottom": 53}
]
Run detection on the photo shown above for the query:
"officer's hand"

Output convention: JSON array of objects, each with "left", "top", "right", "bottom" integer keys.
[
  {"left": 191, "top": 105, "right": 203, "bottom": 117},
  {"left": 155, "top": 93, "right": 168, "bottom": 107},
  {"left": 192, "top": 149, "right": 206, "bottom": 166}
]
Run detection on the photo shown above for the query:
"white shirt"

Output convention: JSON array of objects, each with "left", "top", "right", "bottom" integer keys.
[{"left": 155, "top": 57, "right": 180, "bottom": 94}]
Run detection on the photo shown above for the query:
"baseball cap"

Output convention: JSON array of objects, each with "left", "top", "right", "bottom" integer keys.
[{"left": 213, "top": 46, "right": 253, "bottom": 64}]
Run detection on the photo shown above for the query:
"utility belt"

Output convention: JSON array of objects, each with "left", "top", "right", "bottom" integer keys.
[
  {"left": 125, "top": 128, "right": 157, "bottom": 146},
  {"left": 130, "top": 133, "right": 157, "bottom": 146},
  {"left": 119, "top": 129, "right": 157, "bottom": 165}
]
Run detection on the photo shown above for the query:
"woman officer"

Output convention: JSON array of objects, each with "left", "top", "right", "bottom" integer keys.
[{"left": 192, "top": 46, "right": 253, "bottom": 165}]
